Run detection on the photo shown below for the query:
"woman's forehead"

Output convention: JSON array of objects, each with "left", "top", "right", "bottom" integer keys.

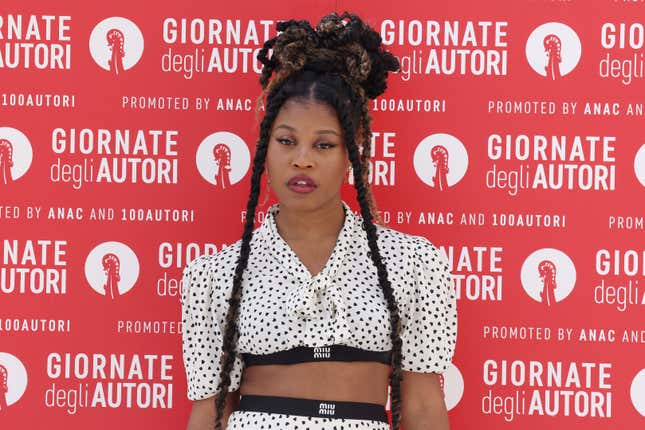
[{"left": 273, "top": 99, "right": 341, "bottom": 131}]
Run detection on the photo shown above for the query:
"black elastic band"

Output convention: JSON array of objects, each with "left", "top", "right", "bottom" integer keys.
[
  {"left": 242, "top": 345, "right": 392, "bottom": 366},
  {"left": 236, "top": 394, "right": 388, "bottom": 422}
]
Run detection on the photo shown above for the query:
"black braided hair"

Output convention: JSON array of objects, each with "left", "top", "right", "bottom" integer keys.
[{"left": 214, "top": 12, "right": 402, "bottom": 429}]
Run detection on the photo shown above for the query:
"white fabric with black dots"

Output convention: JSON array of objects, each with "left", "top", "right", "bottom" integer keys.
[
  {"left": 226, "top": 411, "right": 392, "bottom": 429},
  {"left": 180, "top": 200, "right": 457, "bottom": 401}
]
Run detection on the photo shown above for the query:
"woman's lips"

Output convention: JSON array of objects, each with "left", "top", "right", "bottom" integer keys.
[
  {"left": 287, "top": 175, "right": 317, "bottom": 193},
  {"left": 288, "top": 184, "right": 316, "bottom": 193}
]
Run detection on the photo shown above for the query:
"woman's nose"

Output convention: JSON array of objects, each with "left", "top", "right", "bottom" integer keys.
[{"left": 291, "top": 146, "right": 314, "bottom": 168}]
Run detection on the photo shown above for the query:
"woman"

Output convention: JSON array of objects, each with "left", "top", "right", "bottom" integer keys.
[{"left": 181, "top": 12, "right": 457, "bottom": 430}]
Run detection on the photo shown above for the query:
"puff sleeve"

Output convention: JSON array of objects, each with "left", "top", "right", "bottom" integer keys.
[
  {"left": 180, "top": 254, "right": 244, "bottom": 400},
  {"left": 400, "top": 236, "right": 457, "bottom": 373}
]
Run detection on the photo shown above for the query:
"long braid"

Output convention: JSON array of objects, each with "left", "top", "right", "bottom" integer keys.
[
  {"left": 350, "top": 136, "right": 405, "bottom": 430},
  {"left": 340, "top": 77, "right": 383, "bottom": 225},
  {"left": 213, "top": 86, "right": 290, "bottom": 430},
  {"left": 327, "top": 86, "right": 404, "bottom": 429},
  {"left": 357, "top": 98, "right": 383, "bottom": 224}
]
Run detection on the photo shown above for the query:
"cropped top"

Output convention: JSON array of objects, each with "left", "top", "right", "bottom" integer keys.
[
  {"left": 180, "top": 200, "right": 457, "bottom": 401},
  {"left": 241, "top": 344, "right": 392, "bottom": 366}
]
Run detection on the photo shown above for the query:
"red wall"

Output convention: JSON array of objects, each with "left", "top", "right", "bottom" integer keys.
[{"left": 1, "top": 0, "right": 644, "bottom": 428}]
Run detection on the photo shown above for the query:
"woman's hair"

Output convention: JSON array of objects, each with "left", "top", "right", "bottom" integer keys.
[{"left": 214, "top": 12, "right": 402, "bottom": 429}]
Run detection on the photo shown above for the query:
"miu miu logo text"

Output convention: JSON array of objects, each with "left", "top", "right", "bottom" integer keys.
[
  {"left": 318, "top": 402, "right": 336, "bottom": 415},
  {"left": 313, "top": 346, "right": 331, "bottom": 359}
]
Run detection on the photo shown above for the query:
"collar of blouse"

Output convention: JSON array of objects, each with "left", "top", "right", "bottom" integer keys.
[{"left": 256, "top": 200, "right": 359, "bottom": 345}]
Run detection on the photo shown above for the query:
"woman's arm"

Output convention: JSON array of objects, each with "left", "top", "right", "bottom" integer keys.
[
  {"left": 186, "top": 390, "right": 240, "bottom": 430},
  {"left": 400, "top": 371, "right": 450, "bottom": 430}
]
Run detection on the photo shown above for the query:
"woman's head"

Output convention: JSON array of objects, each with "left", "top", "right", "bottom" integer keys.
[
  {"left": 264, "top": 68, "right": 361, "bottom": 212},
  {"left": 213, "top": 13, "right": 404, "bottom": 429},
  {"left": 266, "top": 95, "right": 349, "bottom": 212},
  {"left": 255, "top": 13, "right": 399, "bottom": 219}
]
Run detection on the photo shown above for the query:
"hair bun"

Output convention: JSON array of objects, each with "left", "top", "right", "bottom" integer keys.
[
  {"left": 257, "top": 12, "right": 400, "bottom": 100},
  {"left": 316, "top": 12, "right": 400, "bottom": 99}
]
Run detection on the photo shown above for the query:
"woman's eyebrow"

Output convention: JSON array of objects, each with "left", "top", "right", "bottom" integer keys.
[
  {"left": 316, "top": 129, "right": 340, "bottom": 136},
  {"left": 274, "top": 124, "right": 340, "bottom": 136}
]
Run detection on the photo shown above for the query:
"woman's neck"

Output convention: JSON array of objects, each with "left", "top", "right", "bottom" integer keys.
[{"left": 274, "top": 198, "right": 345, "bottom": 242}]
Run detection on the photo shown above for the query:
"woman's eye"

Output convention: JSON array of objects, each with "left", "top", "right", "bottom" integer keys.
[
  {"left": 316, "top": 142, "right": 335, "bottom": 149},
  {"left": 277, "top": 138, "right": 294, "bottom": 145}
]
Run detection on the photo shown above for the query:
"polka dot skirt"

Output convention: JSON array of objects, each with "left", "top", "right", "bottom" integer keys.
[
  {"left": 226, "top": 410, "right": 391, "bottom": 429},
  {"left": 181, "top": 200, "right": 458, "bottom": 401}
]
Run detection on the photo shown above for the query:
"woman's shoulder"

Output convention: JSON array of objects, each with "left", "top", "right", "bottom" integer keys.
[
  {"left": 184, "top": 244, "right": 239, "bottom": 275},
  {"left": 182, "top": 238, "right": 245, "bottom": 276},
  {"left": 181, "top": 224, "right": 269, "bottom": 294},
  {"left": 374, "top": 223, "right": 445, "bottom": 264},
  {"left": 180, "top": 238, "right": 244, "bottom": 301}
]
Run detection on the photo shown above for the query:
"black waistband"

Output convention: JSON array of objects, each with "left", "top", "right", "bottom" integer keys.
[
  {"left": 242, "top": 345, "right": 392, "bottom": 366},
  {"left": 236, "top": 394, "right": 388, "bottom": 422}
]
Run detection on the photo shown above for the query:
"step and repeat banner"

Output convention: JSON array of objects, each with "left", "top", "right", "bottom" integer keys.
[{"left": 1, "top": 0, "right": 644, "bottom": 429}]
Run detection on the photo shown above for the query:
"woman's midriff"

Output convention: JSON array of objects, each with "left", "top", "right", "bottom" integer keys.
[{"left": 239, "top": 361, "right": 391, "bottom": 405}]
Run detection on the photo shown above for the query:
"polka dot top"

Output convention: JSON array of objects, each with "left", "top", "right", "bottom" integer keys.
[{"left": 180, "top": 200, "right": 458, "bottom": 401}]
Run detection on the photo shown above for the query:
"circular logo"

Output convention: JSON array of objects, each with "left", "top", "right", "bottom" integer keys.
[
  {"left": 84, "top": 241, "right": 140, "bottom": 298},
  {"left": 526, "top": 22, "right": 582, "bottom": 79},
  {"left": 196, "top": 131, "right": 251, "bottom": 188},
  {"left": 634, "top": 144, "right": 645, "bottom": 187},
  {"left": 89, "top": 17, "right": 144, "bottom": 74},
  {"left": 0, "top": 352, "right": 28, "bottom": 408},
  {"left": 631, "top": 368, "right": 645, "bottom": 416},
  {"left": 0, "top": 127, "right": 33, "bottom": 184},
  {"left": 413, "top": 133, "right": 468, "bottom": 190},
  {"left": 443, "top": 363, "right": 465, "bottom": 411},
  {"left": 521, "top": 248, "right": 576, "bottom": 305}
]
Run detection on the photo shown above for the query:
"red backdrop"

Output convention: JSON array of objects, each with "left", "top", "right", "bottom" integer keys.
[{"left": 1, "top": 0, "right": 644, "bottom": 428}]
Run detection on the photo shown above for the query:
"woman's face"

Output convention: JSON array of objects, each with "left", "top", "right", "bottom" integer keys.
[{"left": 266, "top": 98, "right": 350, "bottom": 212}]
